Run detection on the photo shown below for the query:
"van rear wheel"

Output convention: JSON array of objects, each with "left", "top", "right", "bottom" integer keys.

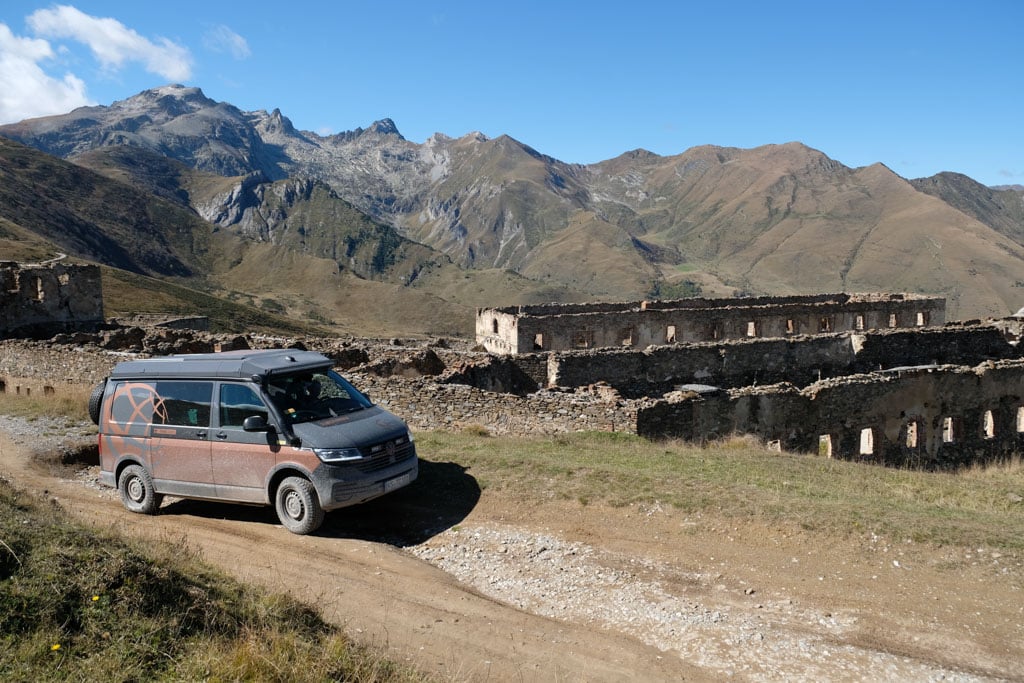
[
  {"left": 119, "top": 465, "right": 163, "bottom": 514},
  {"left": 275, "top": 477, "right": 325, "bottom": 535}
]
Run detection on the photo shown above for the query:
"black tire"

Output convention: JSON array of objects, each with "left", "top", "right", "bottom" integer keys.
[
  {"left": 275, "top": 476, "right": 325, "bottom": 535},
  {"left": 118, "top": 464, "right": 163, "bottom": 514},
  {"left": 88, "top": 380, "right": 106, "bottom": 425}
]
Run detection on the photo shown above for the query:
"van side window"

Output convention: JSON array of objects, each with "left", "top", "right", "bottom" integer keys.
[
  {"left": 110, "top": 382, "right": 157, "bottom": 427},
  {"left": 219, "top": 384, "right": 269, "bottom": 428},
  {"left": 153, "top": 381, "right": 213, "bottom": 427}
]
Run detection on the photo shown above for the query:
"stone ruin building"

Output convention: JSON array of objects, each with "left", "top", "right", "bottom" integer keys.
[
  {"left": 476, "top": 293, "right": 946, "bottom": 354},
  {"left": 1, "top": 261, "right": 103, "bottom": 338},
  {"left": 467, "top": 292, "right": 1024, "bottom": 469}
]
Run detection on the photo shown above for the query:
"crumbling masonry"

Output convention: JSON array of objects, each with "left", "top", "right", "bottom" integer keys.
[
  {"left": 476, "top": 293, "right": 946, "bottom": 354},
  {"left": 1, "top": 261, "right": 103, "bottom": 338}
]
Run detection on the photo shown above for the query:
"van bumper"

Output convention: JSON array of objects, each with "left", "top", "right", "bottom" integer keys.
[{"left": 312, "top": 454, "right": 419, "bottom": 512}]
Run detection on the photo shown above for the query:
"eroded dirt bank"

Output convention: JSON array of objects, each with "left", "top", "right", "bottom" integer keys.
[{"left": 1, "top": 420, "right": 1020, "bottom": 682}]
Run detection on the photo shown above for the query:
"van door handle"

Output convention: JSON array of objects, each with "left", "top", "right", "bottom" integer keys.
[
  {"left": 215, "top": 432, "right": 228, "bottom": 440},
  {"left": 194, "top": 430, "right": 207, "bottom": 439}
]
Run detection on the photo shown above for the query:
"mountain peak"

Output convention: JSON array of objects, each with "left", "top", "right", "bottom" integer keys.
[
  {"left": 364, "top": 119, "right": 402, "bottom": 137},
  {"left": 115, "top": 84, "right": 216, "bottom": 117},
  {"left": 264, "top": 108, "right": 297, "bottom": 135}
]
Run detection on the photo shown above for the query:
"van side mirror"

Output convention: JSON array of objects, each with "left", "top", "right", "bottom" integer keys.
[{"left": 243, "top": 415, "right": 272, "bottom": 432}]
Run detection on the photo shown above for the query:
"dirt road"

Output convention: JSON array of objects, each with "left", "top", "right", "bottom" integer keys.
[{"left": 1, "top": 422, "right": 1021, "bottom": 682}]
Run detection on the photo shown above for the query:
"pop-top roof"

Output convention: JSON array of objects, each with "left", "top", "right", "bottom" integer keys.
[{"left": 108, "top": 349, "right": 333, "bottom": 381}]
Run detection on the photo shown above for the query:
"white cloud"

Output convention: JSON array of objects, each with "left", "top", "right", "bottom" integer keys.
[
  {"left": 0, "top": 23, "right": 92, "bottom": 123},
  {"left": 27, "top": 5, "right": 192, "bottom": 81},
  {"left": 203, "top": 25, "right": 251, "bottom": 60}
]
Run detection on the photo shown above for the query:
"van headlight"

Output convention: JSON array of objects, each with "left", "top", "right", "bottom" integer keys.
[
  {"left": 313, "top": 447, "right": 363, "bottom": 462},
  {"left": 407, "top": 429, "right": 415, "bottom": 443}
]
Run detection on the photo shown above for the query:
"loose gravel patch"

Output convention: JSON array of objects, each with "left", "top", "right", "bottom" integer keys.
[{"left": 410, "top": 523, "right": 996, "bottom": 681}]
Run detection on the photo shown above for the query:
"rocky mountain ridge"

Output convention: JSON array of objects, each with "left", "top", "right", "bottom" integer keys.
[{"left": 4, "top": 84, "right": 1024, "bottom": 321}]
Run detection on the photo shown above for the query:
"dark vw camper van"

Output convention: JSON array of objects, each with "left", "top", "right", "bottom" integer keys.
[{"left": 91, "top": 349, "right": 418, "bottom": 534}]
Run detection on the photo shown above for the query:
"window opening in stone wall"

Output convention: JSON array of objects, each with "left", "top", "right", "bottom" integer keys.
[
  {"left": 708, "top": 322, "right": 721, "bottom": 340},
  {"left": 786, "top": 319, "right": 795, "bottom": 334},
  {"left": 905, "top": 420, "right": 919, "bottom": 448},
  {"left": 533, "top": 333, "right": 544, "bottom": 350},
  {"left": 1017, "top": 407, "right": 1024, "bottom": 433},
  {"left": 0, "top": 379, "right": 5, "bottom": 394},
  {"left": 888, "top": 313, "right": 898, "bottom": 327},
  {"left": 746, "top": 321, "right": 757, "bottom": 337},
  {"left": 941, "top": 416, "right": 961, "bottom": 443},
  {"left": 492, "top": 319, "right": 499, "bottom": 334},
  {"left": 819, "top": 317, "right": 832, "bottom": 332},
  {"left": 859, "top": 428, "right": 874, "bottom": 455},
  {"left": 855, "top": 314, "right": 865, "bottom": 331},
  {"left": 3, "top": 270, "right": 18, "bottom": 292},
  {"left": 916, "top": 311, "right": 929, "bottom": 326},
  {"left": 666, "top": 325, "right": 676, "bottom": 343},
  {"left": 573, "top": 329, "right": 594, "bottom": 348},
  {"left": 818, "top": 434, "right": 833, "bottom": 458},
  {"left": 35, "top": 277, "right": 45, "bottom": 301},
  {"left": 621, "top": 327, "right": 635, "bottom": 346},
  {"left": 983, "top": 410, "right": 995, "bottom": 439}
]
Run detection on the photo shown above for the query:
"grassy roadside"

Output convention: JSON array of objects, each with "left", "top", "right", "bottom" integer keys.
[
  {"left": 416, "top": 430, "right": 1024, "bottom": 553},
  {"left": 0, "top": 388, "right": 426, "bottom": 681},
  {"left": 0, "top": 477, "right": 425, "bottom": 682},
  {"left": 0, "top": 386, "right": 90, "bottom": 423}
]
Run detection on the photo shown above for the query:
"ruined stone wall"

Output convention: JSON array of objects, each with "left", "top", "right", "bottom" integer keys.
[
  {"left": 352, "top": 373, "right": 637, "bottom": 435},
  {"left": 476, "top": 293, "right": 946, "bottom": 353},
  {"left": 540, "top": 326, "right": 1018, "bottom": 397},
  {"left": 549, "top": 335, "right": 856, "bottom": 397},
  {"left": 1, "top": 262, "right": 103, "bottom": 338},
  {"left": 635, "top": 360, "right": 1024, "bottom": 469}
]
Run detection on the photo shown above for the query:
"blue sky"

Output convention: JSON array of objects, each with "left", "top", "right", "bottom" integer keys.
[{"left": 0, "top": 1, "right": 1021, "bottom": 186}]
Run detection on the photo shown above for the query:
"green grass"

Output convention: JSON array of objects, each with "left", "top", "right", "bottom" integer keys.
[
  {"left": 419, "top": 430, "right": 1024, "bottom": 552},
  {"left": 101, "top": 267, "right": 329, "bottom": 336},
  {"left": 0, "top": 477, "right": 426, "bottom": 682}
]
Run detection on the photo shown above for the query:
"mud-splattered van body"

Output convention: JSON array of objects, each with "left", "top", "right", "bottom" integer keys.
[{"left": 94, "top": 349, "right": 417, "bottom": 534}]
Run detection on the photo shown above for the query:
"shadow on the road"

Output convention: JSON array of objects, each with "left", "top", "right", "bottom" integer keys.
[{"left": 158, "top": 459, "right": 480, "bottom": 547}]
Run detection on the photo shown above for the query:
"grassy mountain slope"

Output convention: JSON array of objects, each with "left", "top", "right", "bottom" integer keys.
[
  {"left": 585, "top": 144, "right": 1024, "bottom": 318},
  {"left": 911, "top": 172, "right": 1024, "bottom": 247},
  {"left": 0, "top": 137, "right": 210, "bottom": 277},
  {"left": 102, "top": 266, "right": 328, "bottom": 335}
]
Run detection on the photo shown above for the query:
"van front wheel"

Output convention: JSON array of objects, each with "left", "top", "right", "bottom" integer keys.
[
  {"left": 275, "top": 477, "right": 325, "bottom": 535},
  {"left": 119, "top": 465, "right": 163, "bottom": 514}
]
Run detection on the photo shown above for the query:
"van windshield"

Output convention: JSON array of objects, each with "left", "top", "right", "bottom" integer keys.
[{"left": 266, "top": 370, "right": 373, "bottom": 424}]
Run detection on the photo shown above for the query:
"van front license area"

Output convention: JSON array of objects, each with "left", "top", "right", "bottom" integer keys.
[{"left": 385, "top": 471, "right": 414, "bottom": 493}]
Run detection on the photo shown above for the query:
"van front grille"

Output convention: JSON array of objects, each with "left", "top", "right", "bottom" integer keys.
[{"left": 354, "top": 438, "right": 415, "bottom": 473}]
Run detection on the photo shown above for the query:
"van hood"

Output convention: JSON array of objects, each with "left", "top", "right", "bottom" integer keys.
[{"left": 288, "top": 405, "right": 408, "bottom": 449}]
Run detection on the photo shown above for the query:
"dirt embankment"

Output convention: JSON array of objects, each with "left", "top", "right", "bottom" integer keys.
[{"left": 1, "top": 418, "right": 1021, "bottom": 682}]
